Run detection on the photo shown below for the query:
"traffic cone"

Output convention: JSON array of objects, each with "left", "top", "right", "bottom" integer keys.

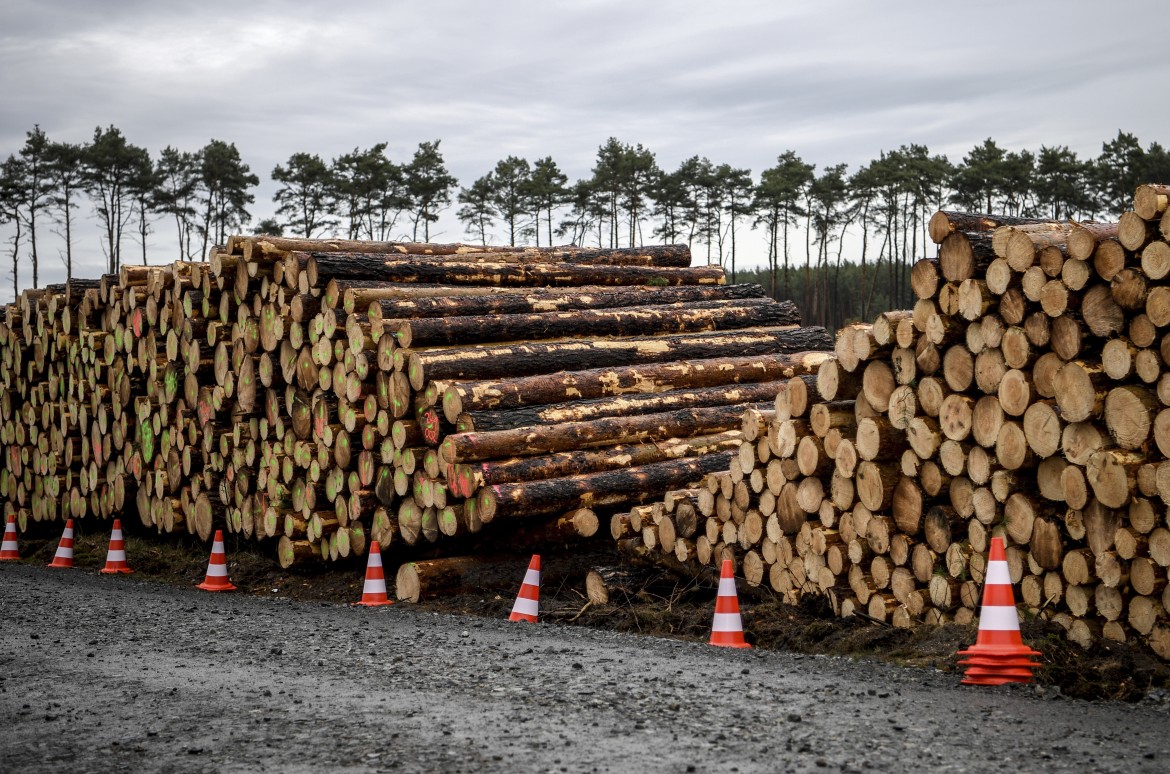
[
  {"left": 0, "top": 514, "right": 19, "bottom": 560},
  {"left": 99, "top": 519, "right": 133, "bottom": 574},
  {"left": 957, "top": 536, "right": 1042, "bottom": 685},
  {"left": 196, "top": 530, "right": 236, "bottom": 591},
  {"left": 47, "top": 519, "right": 76, "bottom": 568},
  {"left": 354, "top": 541, "right": 392, "bottom": 606},
  {"left": 508, "top": 554, "right": 541, "bottom": 622},
  {"left": 709, "top": 558, "right": 751, "bottom": 648}
]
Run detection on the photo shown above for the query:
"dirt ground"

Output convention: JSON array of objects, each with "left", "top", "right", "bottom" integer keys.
[{"left": 9, "top": 522, "right": 1170, "bottom": 705}]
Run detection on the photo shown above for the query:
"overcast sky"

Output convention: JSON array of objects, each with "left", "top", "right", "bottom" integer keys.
[{"left": 1, "top": 0, "right": 1168, "bottom": 297}]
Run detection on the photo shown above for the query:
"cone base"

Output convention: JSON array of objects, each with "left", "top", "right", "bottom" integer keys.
[
  {"left": 959, "top": 655, "right": 1042, "bottom": 667},
  {"left": 47, "top": 559, "right": 74, "bottom": 568},
  {"left": 354, "top": 598, "right": 393, "bottom": 607},
  {"left": 100, "top": 566, "right": 134, "bottom": 575},
  {"left": 961, "top": 672, "right": 1036, "bottom": 686},
  {"left": 958, "top": 645, "right": 1042, "bottom": 659},
  {"left": 709, "top": 638, "right": 752, "bottom": 649},
  {"left": 958, "top": 654, "right": 1040, "bottom": 686},
  {"left": 0, "top": 554, "right": 19, "bottom": 561},
  {"left": 509, "top": 613, "right": 538, "bottom": 623},
  {"left": 196, "top": 581, "right": 237, "bottom": 591}
]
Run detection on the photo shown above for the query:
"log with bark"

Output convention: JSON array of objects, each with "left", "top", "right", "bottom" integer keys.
[
  {"left": 408, "top": 326, "right": 833, "bottom": 389},
  {"left": 306, "top": 254, "right": 725, "bottom": 288}
]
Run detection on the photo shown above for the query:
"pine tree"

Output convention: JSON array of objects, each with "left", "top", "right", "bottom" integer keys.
[
  {"left": 272, "top": 152, "right": 335, "bottom": 238},
  {"left": 456, "top": 175, "right": 497, "bottom": 245},
  {"left": 524, "top": 157, "right": 568, "bottom": 246},
  {"left": 46, "top": 140, "right": 85, "bottom": 280},
  {"left": 83, "top": 125, "right": 150, "bottom": 273},
  {"left": 489, "top": 156, "right": 531, "bottom": 246},
  {"left": 404, "top": 141, "right": 456, "bottom": 242},
  {"left": 197, "top": 139, "right": 258, "bottom": 259},
  {"left": 16, "top": 126, "right": 52, "bottom": 288}
]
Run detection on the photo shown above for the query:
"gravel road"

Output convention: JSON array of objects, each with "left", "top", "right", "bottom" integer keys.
[{"left": 2, "top": 563, "right": 1169, "bottom": 773}]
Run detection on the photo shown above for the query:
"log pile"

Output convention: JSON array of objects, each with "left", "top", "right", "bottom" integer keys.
[
  {"left": 613, "top": 186, "right": 1170, "bottom": 661},
  {"left": 0, "top": 236, "right": 834, "bottom": 585}
]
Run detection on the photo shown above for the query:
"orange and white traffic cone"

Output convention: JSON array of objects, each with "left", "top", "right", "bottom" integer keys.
[
  {"left": 47, "top": 519, "right": 76, "bottom": 568},
  {"left": 957, "top": 535, "right": 1042, "bottom": 685},
  {"left": 509, "top": 554, "right": 541, "bottom": 622},
  {"left": 0, "top": 514, "right": 19, "bottom": 561},
  {"left": 196, "top": 530, "right": 236, "bottom": 591},
  {"left": 354, "top": 541, "right": 392, "bottom": 606},
  {"left": 99, "top": 519, "right": 133, "bottom": 574},
  {"left": 709, "top": 558, "right": 751, "bottom": 648}
]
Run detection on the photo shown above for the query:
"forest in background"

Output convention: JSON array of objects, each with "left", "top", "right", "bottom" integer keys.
[{"left": 2, "top": 126, "right": 1168, "bottom": 330}]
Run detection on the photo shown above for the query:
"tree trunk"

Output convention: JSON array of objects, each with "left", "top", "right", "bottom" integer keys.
[
  {"left": 367, "top": 282, "right": 772, "bottom": 322},
  {"left": 927, "top": 210, "right": 1049, "bottom": 245},
  {"left": 396, "top": 298, "right": 799, "bottom": 348},
  {"left": 1067, "top": 222, "right": 1120, "bottom": 261},
  {"left": 442, "top": 350, "right": 831, "bottom": 420},
  {"left": 447, "top": 431, "right": 743, "bottom": 497},
  {"left": 455, "top": 381, "right": 787, "bottom": 433},
  {"left": 243, "top": 236, "right": 691, "bottom": 263},
  {"left": 306, "top": 254, "right": 724, "bottom": 289},
  {"left": 440, "top": 404, "right": 762, "bottom": 464},
  {"left": 939, "top": 230, "right": 1000, "bottom": 283},
  {"left": 477, "top": 453, "right": 735, "bottom": 520},
  {"left": 408, "top": 326, "right": 833, "bottom": 389}
]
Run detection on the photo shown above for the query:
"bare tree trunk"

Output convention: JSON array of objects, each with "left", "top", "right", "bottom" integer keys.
[
  {"left": 8, "top": 218, "right": 20, "bottom": 299},
  {"left": 768, "top": 215, "right": 778, "bottom": 300},
  {"left": 804, "top": 201, "right": 813, "bottom": 321},
  {"left": 29, "top": 204, "right": 39, "bottom": 289},
  {"left": 782, "top": 203, "right": 791, "bottom": 301},
  {"left": 730, "top": 211, "right": 737, "bottom": 284},
  {"left": 63, "top": 198, "right": 73, "bottom": 281},
  {"left": 139, "top": 199, "right": 148, "bottom": 266},
  {"left": 859, "top": 201, "right": 870, "bottom": 322}
]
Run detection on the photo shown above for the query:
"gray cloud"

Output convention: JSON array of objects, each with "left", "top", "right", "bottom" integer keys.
[{"left": 1, "top": 0, "right": 1168, "bottom": 296}]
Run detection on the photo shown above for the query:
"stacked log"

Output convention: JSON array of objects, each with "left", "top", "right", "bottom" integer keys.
[
  {"left": 613, "top": 187, "right": 1170, "bottom": 661},
  {"left": 203, "top": 238, "right": 801, "bottom": 564},
  {"left": 0, "top": 236, "right": 834, "bottom": 589},
  {"left": 0, "top": 268, "right": 210, "bottom": 542}
]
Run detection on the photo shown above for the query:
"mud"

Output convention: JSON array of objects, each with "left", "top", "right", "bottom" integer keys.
[
  {"left": 3, "top": 534, "right": 1170, "bottom": 773},
  {"left": 9, "top": 528, "right": 1170, "bottom": 704}
]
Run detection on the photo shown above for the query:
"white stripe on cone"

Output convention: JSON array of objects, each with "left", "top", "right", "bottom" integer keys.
[
  {"left": 977, "top": 605, "right": 1022, "bottom": 632},
  {"left": 712, "top": 612, "right": 745, "bottom": 632},
  {"left": 54, "top": 527, "right": 74, "bottom": 560},
  {"left": 512, "top": 597, "right": 539, "bottom": 617},
  {"left": 106, "top": 549, "right": 126, "bottom": 561},
  {"left": 984, "top": 562, "right": 1011, "bottom": 585},
  {"left": 523, "top": 569, "right": 540, "bottom": 586},
  {"left": 367, "top": 553, "right": 383, "bottom": 568},
  {"left": 206, "top": 563, "right": 228, "bottom": 577},
  {"left": 364, "top": 578, "right": 387, "bottom": 595},
  {"left": 718, "top": 576, "right": 737, "bottom": 596}
]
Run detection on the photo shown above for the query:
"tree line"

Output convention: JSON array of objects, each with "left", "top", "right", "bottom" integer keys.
[{"left": 2, "top": 125, "right": 1168, "bottom": 329}]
